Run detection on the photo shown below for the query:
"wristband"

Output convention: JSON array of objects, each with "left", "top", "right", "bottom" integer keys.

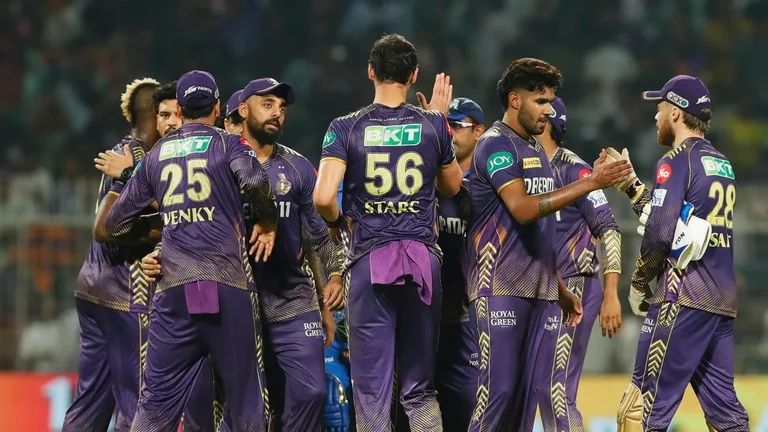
[
  {"left": 624, "top": 178, "right": 644, "bottom": 202},
  {"left": 326, "top": 213, "right": 345, "bottom": 228},
  {"left": 120, "top": 166, "right": 134, "bottom": 183}
]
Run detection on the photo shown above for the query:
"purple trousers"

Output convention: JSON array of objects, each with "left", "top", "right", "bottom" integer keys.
[
  {"left": 263, "top": 310, "right": 326, "bottom": 431},
  {"left": 539, "top": 275, "right": 602, "bottom": 431},
  {"left": 130, "top": 284, "right": 270, "bottom": 432},
  {"left": 468, "top": 296, "right": 559, "bottom": 432},
  {"left": 346, "top": 252, "right": 443, "bottom": 432},
  {"left": 630, "top": 302, "right": 749, "bottom": 431},
  {"left": 436, "top": 320, "right": 479, "bottom": 431}
]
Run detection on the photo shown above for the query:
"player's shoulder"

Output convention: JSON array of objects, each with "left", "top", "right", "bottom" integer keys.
[
  {"left": 476, "top": 124, "right": 515, "bottom": 153},
  {"left": 331, "top": 105, "right": 377, "bottom": 127},
  {"left": 559, "top": 148, "right": 590, "bottom": 168},
  {"left": 277, "top": 144, "right": 313, "bottom": 168},
  {"left": 403, "top": 103, "right": 444, "bottom": 120}
]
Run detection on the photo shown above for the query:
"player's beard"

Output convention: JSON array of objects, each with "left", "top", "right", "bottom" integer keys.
[
  {"left": 657, "top": 117, "right": 674, "bottom": 146},
  {"left": 162, "top": 125, "right": 176, "bottom": 137},
  {"left": 519, "top": 106, "right": 547, "bottom": 136},
  {"left": 247, "top": 116, "right": 282, "bottom": 145}
]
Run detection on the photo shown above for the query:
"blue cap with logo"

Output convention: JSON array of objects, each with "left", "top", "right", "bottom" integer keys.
[
  {"left": 176, "top": 70, "right": 220, "bottom": 108},
  {"left": 226, "top": 89, "right": 243, "bottom": 117},
  {"left": 241, "top": 78, "right": 296, "bottom": 105},
  {"left": 641, "top": 75, "right": 711, "bottom": 121},
  {"left": 447, "top": 97, "right": 484, "bottom": 125},
  {"left": 549, "top": 96, "right": 567, "bottom": 143}
]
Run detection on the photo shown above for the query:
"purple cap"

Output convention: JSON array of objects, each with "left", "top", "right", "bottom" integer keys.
[
  {"left": 176, "top": 70, "right": 220, "bottom": 108},
  {"left": 240, "top": 78, "right": 295, "bottom": 105},
  {"left": 642, "top": 75, "right": 711, "bottom": 121},
  {"left": 548, "top": 96, "right": 567, "bottom": 143},
  {"left": 226, "top": 90, "right": 243, "bottom": 117}
]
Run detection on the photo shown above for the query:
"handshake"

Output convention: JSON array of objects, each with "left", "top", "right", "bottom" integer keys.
[{"left": 602, "top": 147, "right": 712, "bottom": 317}]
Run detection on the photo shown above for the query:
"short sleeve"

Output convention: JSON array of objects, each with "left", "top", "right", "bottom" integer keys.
[
  {"left": 437, "top": 116, "right": 456, "bottom": 166},
  {"left": 320, "top": 120, "right": 348, "bottom": 164},
  {"left": 475, "top": 136, "right": 522, "bottom": 193},
  {"left": 571, "top": 165, "right": 620, "bottom": 237}
]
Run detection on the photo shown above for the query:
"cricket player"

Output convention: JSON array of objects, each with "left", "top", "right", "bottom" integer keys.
[
  {"left": 224, "top": 89, "right": 244, "bottom": 135},
  {"left": 611, "top": 75, "right": 749, "bottom": 431},
  {"left": 63, "top": 78, "right": 162, "bottom": 432},
  {"left": 106, "top": 70, "right": 277, "bottom": 432},
  {"left": 465, "top": 57, "right": 632, "bottom": 432},
  {"left": 537, "top": 96, "right": 624, "bottom": 432},
  {"left": 98, "top": 80, "right": 221, "bottom": 432},
  {"left": 238, "top": 77, "right": 344, "bottom": 431},
  {"left": 435, "top": 97, "right": 484, "bottom": 431},
  {"left": 313, "top": 33, "right": 462, "bottom": 431}
]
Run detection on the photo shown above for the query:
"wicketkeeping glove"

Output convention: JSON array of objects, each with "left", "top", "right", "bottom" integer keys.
[
  {"left": 605, "top": 147, "right": 638, "bottom": 191},
  {"left": 323, "top": 373, "right": 350, "bottom": 432}
]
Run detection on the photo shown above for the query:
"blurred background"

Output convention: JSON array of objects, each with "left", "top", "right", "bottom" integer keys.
[{"left": 1, "top": 0, "right": 768, "bottom": 427}]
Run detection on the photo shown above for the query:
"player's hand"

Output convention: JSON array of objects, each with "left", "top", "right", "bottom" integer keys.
[
  {"left": 589, "top": 150, "right": 634, "bottom": 190},
  {"left": 557, "top": 289, "right": 583, "bottom": 327},
  {"left": 599, "top": 290, "right": 623, "bottom": 338},
  {"left": 141, "top": 251, "right": 162, "bottom": 281},
  {"left": 416, "top": 73, "right": 453, "bottom": 114},
  {"left": 324, "top": 275, "right": 345, "bottom": 311},
  {"left": 95, "top": 144, "right": 134, "bottom": 179},
  {"left": 249, "top": 220, "right": 278, "bottom": 262},
  {"left": 604, "top": 147, "right": 638, "bottom": 192},
  {"left": 321, "top": 308, "right": 336, "bottom": 349},
  {"left": 628, "top": 285, "right": 651, "bottom": 317}
]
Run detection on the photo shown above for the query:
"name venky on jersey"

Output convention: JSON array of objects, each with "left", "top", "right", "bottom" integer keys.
[{"left": 158, "top": 136, "right": 217, "bottom": 226}]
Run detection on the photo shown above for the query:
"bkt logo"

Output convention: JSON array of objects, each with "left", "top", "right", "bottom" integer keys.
[
  {"left": 666, "top": 91, "right": 689, "bottom": 108},
  {"left": 364, "top": 124, "right": 422, "bottom": 147},
  {"left": 701, "top": 156, "right": 735, "bottom": 179}
]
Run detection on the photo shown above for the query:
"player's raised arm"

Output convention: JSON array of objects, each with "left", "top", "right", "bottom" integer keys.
[
  {"left": 105, "top": 160, "right": 157, "bottom": 240},
  {"left": 601, "top": 147, "right": 652, "bottom": 216},
  {"left": 314, "top": 121, "right": 348, "bottom": 232},
  {"left": 497, "top": 150, "right": 632, "bottom": 224},
  {"left": 631, "top": 153, "right": 688, "bottom": 294}
]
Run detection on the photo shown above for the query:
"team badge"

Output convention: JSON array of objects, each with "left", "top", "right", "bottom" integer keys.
[{"left": 276, "top": 173, "right": 292, "bottom": 195}]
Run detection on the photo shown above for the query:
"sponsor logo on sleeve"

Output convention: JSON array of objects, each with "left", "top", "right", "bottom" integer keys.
[
  {"left": 487, "top": 152, "right": 515, "bottom": 177},
  {"left": 656, "top": 163, "right": 672, "bottom": 184},
  {"left": 701, "top": 156, "right": 735, "bottom": 179},
  {"left": 587, "top": 190, "right": 608, "bottom": 208},
  {"left": 651, "top": 189, "right": 667, "bottom": 207},
  {"left": 364, "top": 124, "right": 422, "bottom": 146},
  {"left": 522, "top": 157, "right": 542, "bottom": 169},
  {"left": 322, "top": 131, "right": 337, "bottom": 148},
  {"left": 578, "top": 168, "right": 592, "bottom": 179}
]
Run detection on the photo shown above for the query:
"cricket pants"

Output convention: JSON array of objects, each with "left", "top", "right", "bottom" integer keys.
[
  {"left": 436, "top": 320, "right": 479, "bottom": 432},
  {"left": 539, "top": 275, "right": 602, "bottom": 432},
  {"left": 347, "top": 252, "right": 443, "bottom": 432},
  {"left": 263, "top": 310, "right": 327, "bottom": 432},
  {"left": 63, "top": 298, "right": 148, "bottom": 432},
  {"left": 130, "top": 283, "right": 270, "bottom": 432},
  {"left": 630, "top": 302, "right": 749, "bottom": 431},
  {"left": 468, "top": 296, "right": 559, "bottom": 432}
]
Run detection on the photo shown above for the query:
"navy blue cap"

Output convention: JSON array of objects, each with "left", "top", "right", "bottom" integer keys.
[
  {"left": 447, "top": 97, "right": 484, "bottom": 125},
  {"left": 176, "top": 70, "right": 219, "bottom": 108},
  {"left": 226, "top": 90, "right": 243, "bottom": 117},
  {"left": 549, "top": 96, "right": 567, "bottom": 143},
  {"left": 241, "top": 78, "right": 295, "bottom": 105},
  {"left": 642, "top": 75, "right": 711, "bottom": 121}
]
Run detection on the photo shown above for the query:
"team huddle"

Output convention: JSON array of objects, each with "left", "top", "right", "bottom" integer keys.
[{"left": 64, "top": 33, "right": 750, "bottom": 432}]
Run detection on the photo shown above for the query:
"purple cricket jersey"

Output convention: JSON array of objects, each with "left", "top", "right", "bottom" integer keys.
[
  {"left": 245, "top": 144, "right": 344, "bottom": 323},
  {"left": 633, "top": 138, "right": 737, "bottom": 317},
  {"left": 437, "top": 177, "right": 472, "bottom": 324},
  {"left": 320, "top": 103, "right": 456, "bottom": 266},
  {"left": 76, "top": 136, "right": 156, "bottom": 313},
  {"left": 466, "top": 121, "right": 558, "bottom": 302},
  {"left": 106, "top": 122, "right": 276, "bottom": 293},
  {"left": 549, "top": 148, "right": 620, "bottom": 277}
]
